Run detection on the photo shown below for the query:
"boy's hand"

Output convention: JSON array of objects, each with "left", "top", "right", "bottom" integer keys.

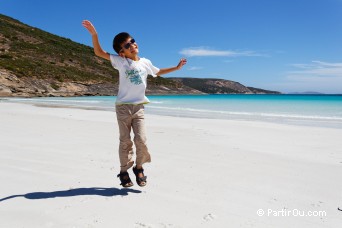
[
  {"left": 157, "top": 58, "right": 187, "bottom": 75},
  {"left": 82, "top": 20, "right": 97, "bottom": 36},
  {"left": 177, "top": 58, "right": 187, "bottom": 70}
]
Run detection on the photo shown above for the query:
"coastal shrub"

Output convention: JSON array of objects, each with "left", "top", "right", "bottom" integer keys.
[
  {"left": 55, "top": 75, "right": 64, "bottom": 82},
  {"left": 50, "top": 83, "right": 60, "bottom": 90},
  {"left": 0, "top": 54, "right": 12, "bottom": 59}
]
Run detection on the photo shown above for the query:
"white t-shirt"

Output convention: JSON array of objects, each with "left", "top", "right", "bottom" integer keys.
[{"left": 110, "top": 54, "right": 160, "bottom": 105}]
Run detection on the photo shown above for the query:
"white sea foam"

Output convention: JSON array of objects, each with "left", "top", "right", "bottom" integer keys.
[
  {"left": 147, "top": 105, "right": 342, "bottom": 121},
  {"left": 150, "top": 101, "right": 164, "bottom": 104}
]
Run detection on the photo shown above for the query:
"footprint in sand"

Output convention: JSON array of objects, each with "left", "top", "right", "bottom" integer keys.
[
  {"left": 134, "top": 222, "right": 179, "bottom": 228},
  {"left": 203, "top": 213, "right": 217, "bottom": 222}
]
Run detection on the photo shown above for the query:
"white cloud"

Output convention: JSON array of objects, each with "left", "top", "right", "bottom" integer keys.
[
  {"left": 187, "top": 66, "right": 203, "bottom": 71},
  {"left": 283, "top": 60, "right": 342, "bottom": 93},
  {"left": 179, "top": 47, "right": 264, "bottom": 57},
  {"left": 288, "top": 60, "right": 342, "bottom": 79}
]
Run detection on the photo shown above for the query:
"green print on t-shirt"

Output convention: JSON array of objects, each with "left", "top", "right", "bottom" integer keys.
[{"left": 125, "top": 69, "right": 143, "bottom": 85}]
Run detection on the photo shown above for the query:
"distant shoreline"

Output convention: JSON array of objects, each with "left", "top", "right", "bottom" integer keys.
[{"left": 2, "top": 94, "right": 342, "bottom": 129}]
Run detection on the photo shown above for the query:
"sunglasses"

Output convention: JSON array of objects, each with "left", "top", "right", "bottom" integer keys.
[{"left": 121, "top": 39, "right": 136, "bottom": 51}]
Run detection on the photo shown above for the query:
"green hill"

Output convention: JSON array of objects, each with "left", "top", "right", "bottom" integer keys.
[
  {"left": 0, "top": 14, "right": 117, "bottom": 83},
  {"left": 168, "top": 78, "right": 280, "bottom": 94}
]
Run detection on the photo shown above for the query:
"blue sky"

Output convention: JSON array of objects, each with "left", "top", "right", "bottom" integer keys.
[{"left": 1, "top": 0, "right": 342, "bottom": 93}]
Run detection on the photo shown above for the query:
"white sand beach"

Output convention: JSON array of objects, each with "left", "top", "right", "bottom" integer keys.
[{"left": 0, "top": 102, "right": 341, "bottom": 228}]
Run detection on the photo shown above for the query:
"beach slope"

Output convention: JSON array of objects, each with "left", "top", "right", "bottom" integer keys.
[{"left": 0, "top": 102, "right": 341, "bottom": 227}]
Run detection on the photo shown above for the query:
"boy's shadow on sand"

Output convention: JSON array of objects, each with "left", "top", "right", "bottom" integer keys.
[{"left": 0, "top": 187, "right": 141, "bottom": 202}]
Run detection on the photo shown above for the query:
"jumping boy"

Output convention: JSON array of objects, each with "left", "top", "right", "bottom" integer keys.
[{"left": 82, "top": 20, "right": 187, "bottom": 187}]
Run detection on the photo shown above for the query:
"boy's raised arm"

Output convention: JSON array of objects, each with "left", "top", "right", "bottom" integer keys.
[
  {"left": 82, "top": 20, "right": 110, "bottom": 60},
  {"left": 157, "top": 58, "right": 187, "bottom": 76}
]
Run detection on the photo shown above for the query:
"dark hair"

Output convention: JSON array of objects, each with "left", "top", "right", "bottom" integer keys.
[{"left": 113, "top": 32, "right": 131, "bottom": 54}]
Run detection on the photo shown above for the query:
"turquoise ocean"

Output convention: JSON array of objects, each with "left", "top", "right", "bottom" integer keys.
[{"left": 3, "top": 94, "right": 342, "bottom": 128}]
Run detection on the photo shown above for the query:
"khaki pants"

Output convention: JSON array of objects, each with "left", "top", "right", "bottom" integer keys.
[{"left": 115, "top": 104, "right": 151, "bottom": 171}]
